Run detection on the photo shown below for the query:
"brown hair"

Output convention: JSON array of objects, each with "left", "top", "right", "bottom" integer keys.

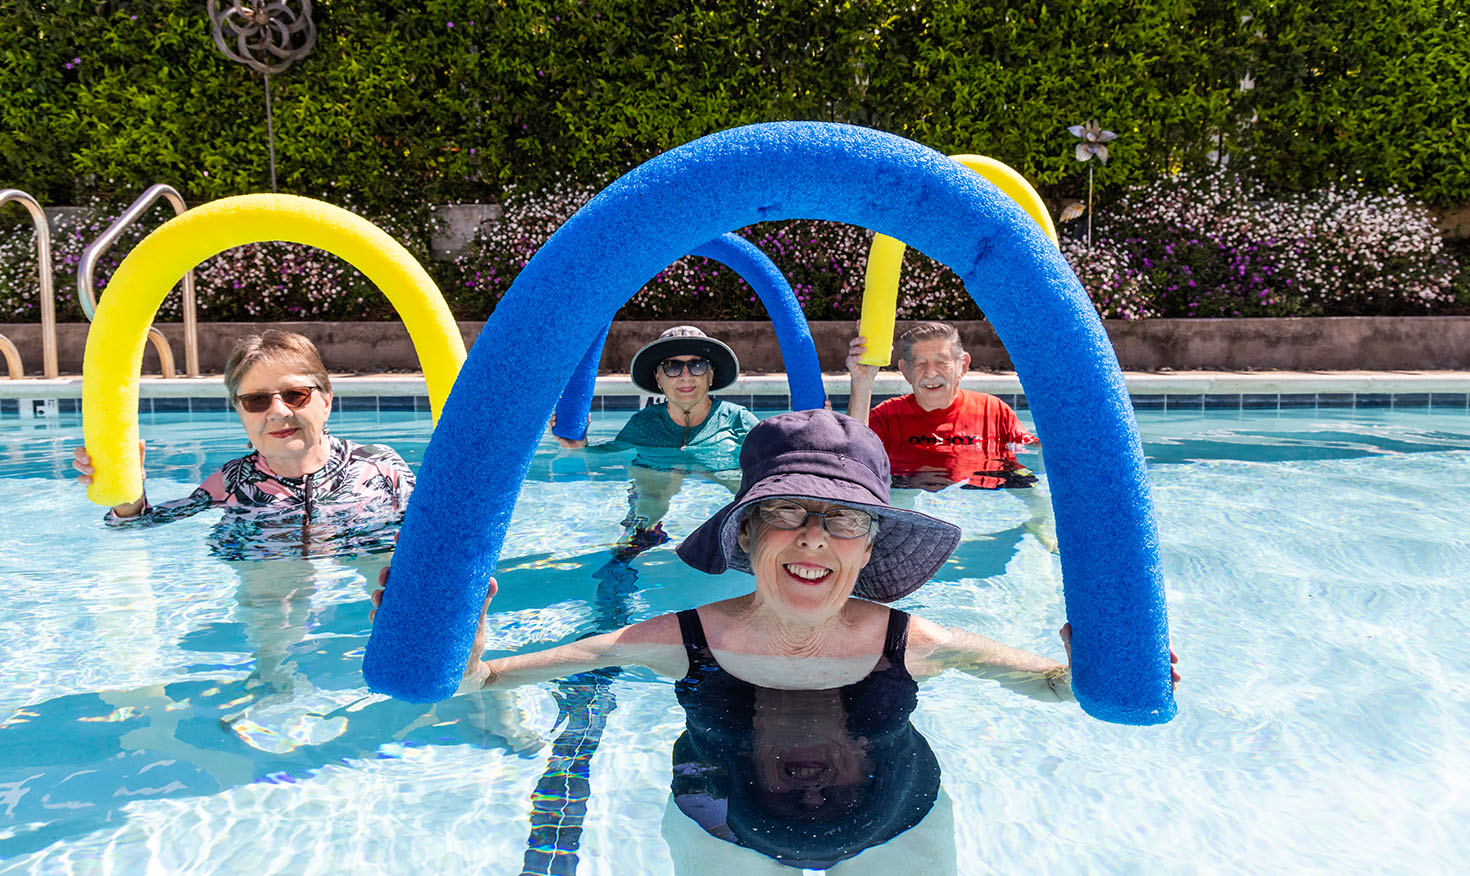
[
  {"left": 897, "top": 322, "right": 964, "bottom": 362},
  {"left": 224, "top": 330, "right": 332, "bottom": 399}
]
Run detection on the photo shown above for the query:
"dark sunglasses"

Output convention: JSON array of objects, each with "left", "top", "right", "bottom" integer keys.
[
  {"left": 234, "top": 386, "right": 319, "bottom": 413},
  {"left": 660, "top": 357, "right": 711, "bottom": 377},
  {"left": 756, "top": 500, "right": 875, "bottom": 539}
]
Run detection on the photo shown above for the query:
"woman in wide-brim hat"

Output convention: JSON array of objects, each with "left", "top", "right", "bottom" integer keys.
[
  {"left": 376, "top": 410, "right": 1156, "bottom": 869},
  {"left": 556, "top": 325, "right": 757, "bottom": 453}
]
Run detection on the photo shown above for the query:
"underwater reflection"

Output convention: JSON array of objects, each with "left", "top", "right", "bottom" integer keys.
[{"left": 670, "top": 670, "right": 950, "bottom": 871}]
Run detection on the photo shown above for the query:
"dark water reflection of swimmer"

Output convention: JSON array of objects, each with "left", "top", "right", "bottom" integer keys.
[
  {"left": 888, "top": 453, "right": 1056, "bottom": 553},
  {"left": 668, "top": 623, "right": 952, "bottom": 872}
]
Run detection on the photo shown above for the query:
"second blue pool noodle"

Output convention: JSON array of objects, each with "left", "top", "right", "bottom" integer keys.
[
  {"left": 550, "top": 321, "right": 610, "bottom": 442},
  {"left": 551, "top": 234, "right": 825, "bottom": 442},
  {"left": 687, "top": 235, "right": 826, "bottom": 412},
  {"left": 364, "top": 122, "right": 1175, "bottom": 725}
]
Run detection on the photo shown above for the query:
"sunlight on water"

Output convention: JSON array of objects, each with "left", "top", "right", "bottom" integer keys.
[{"left": 0, "top": 408, "right": 1467, "bottom": 873}]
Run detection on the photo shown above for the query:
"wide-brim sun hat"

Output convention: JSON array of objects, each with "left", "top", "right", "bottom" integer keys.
[
  {"left": 629, "top": 325, "right": 740, "bottom": 394},
  {"left": 676, "top": 409, "right": 962, "bottom": 602}
]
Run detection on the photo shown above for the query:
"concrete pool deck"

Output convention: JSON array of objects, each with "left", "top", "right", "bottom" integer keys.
[{"left": 4, "top": 370, "right": 1469, "bottom": 417}]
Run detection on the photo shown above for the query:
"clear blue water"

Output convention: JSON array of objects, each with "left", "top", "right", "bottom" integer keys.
[{"left": 1, "top": 405, "right": 1467, "bottom": 874}]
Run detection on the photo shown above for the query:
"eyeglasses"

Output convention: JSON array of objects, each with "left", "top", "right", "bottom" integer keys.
[
  {"left": 755, "top": 500, "right": 875, "bottom": 539},
  {"left": 660, "top": 358, "right": 711, "bottom": 377},
  {"left": 234, "top": 386, "right": 319, "bottom": 413}
]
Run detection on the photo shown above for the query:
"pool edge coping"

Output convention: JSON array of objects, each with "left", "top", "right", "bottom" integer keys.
[{"left": 4, "top": 370, "right": 1470, "bottom": 398}]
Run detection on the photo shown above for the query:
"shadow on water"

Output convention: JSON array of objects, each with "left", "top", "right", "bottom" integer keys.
[
  {"left": 0, "top": 538, "right": 676, "bottom": 862},
  {"left": 0, "top": 622, "right": 541, "bottom": 858}
]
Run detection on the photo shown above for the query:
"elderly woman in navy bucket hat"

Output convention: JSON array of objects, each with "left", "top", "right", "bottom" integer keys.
[
  {"left": 554, "top": 325, "right": 758, "bottom": 454},
  {"left": 552, "top": 324, "right": 761, "bottom": 559},
  {"left": 374, "top": 410, "right": 1112, "bottom": 871}
]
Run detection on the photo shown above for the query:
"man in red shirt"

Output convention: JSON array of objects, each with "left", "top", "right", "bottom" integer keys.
[{"left": 846, "top": 322, "right": 1039, "bottom": 490}]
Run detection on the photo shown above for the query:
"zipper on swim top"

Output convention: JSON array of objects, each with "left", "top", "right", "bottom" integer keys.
[{"left": 299, "top": 471, "right": 315, "bottom": 556}]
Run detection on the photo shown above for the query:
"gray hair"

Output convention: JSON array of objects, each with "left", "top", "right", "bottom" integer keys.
[
  {"left": 897, "top": 322, "right": 964, "bottom": 362},
  {"left": 224, "top": 330, "right": 332, "bottom": 399}
]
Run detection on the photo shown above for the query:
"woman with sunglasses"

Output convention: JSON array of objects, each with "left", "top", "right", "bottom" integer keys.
[
  {"left": 555, "top": 325, "right": 759, "bottom": 559},
  {"left": 72, "top": 330, "right": 415, "bottom": 747},
  {"left": 375, "top": 410, "right": 1176, "bottom": 871},
  {"left": 72, "top": 329, "right": 413, "bottom": 552},
  {"left": 555, "top": 325, "right": 758, "bottom": 455}
]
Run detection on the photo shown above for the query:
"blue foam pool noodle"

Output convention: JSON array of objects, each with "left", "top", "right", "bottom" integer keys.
[
  {"left": 551, "top": 233, "right": 825, "bottom": 442},
  {"left": 550, "top": 320, "right": 611, "bottom": 442},
  {"left": 364, "top": 122, "right": 1176, "bottom": 725},
  {"left": 688, "top": 234, "right": 825, "bottom": 412}
]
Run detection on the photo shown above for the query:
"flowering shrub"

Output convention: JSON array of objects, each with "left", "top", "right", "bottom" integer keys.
[
  {"left": 0, "top": 195, "right": 411, "bottom": 323},
  {"left": 1056, "top": 237, "right": 1156, "bottom": 319},
  {"left": 440, "top": 180, "right": 979, "bottom": 321},
  {"left": 441, "top": 178, "right": 596, "bottom": 318},
  {"left": 3, "top": 177, "right": 1462, "bottom": 325},
  {"left": 1063, "top": 172, "right": 1462, "bottom": 317}
]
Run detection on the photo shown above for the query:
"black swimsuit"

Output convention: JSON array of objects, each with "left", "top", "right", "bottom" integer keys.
[{"left": 671, "top": 607, "right": 941, "bottom": 870}]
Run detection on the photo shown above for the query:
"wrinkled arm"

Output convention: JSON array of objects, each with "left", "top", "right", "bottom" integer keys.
[
  {"left": 846, "top": 334, "right": 879, "bottom": 424},
  {"left": 464, "top": 612, "right": 688, "bottom": 692},
  {"left": 373, "top": 575, "right": 687, "bottom": 694},
  {"left": 905, "top": 615, "right": 1074, "bottom": 703}
]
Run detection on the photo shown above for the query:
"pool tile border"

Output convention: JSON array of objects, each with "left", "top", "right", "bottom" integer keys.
[
  {"left": 4, "top": 375, "right": 1470, "bottom": 419},
  {"left": 7, "top": 390, "right": 1467, "bottom": 420}
]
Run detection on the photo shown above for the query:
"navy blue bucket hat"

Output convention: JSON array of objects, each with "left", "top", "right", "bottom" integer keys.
[
  {"left": 676, "top": 409, "right": 961, "bottom": 602},
  {"left": 629, "top": 325, "right": 740, "bottom": 394}
]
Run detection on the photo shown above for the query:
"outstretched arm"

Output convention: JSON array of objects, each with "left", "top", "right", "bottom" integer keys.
[
  {"left": 904, "top": 615, "right": 1075, "bottom": 702},
  {"left": 75, "top": 441, "right": 223, "bottom": 526},
  {"left": 371, "top": 570, "right": 688, "bottom": 692},
  {"left": 906, "top": 619, "right": 1179, "bottom": 703}
]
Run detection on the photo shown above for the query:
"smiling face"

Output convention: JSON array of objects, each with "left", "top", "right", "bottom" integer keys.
[
  {"left": 738, "top": 500, "right": 874, "bottom": 620},
  {"left": 898, "top": 338, "right": 970, "bottom": 411},
  {"left": 654, "top": 355, "right": 713, "bottom": 407},
  {"left": 233, "top": 358, "right": 334, "bottom": 476}
]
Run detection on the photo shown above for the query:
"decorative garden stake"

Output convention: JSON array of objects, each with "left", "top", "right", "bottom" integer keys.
[
  {"left": 1068, "top": 120, "right": 1117, "bottom": 247},
  {"left": 207, "top": 2, "right": 317, "bottom": 192}
]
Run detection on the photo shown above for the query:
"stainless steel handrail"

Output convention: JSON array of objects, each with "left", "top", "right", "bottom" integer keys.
[
  {"left": 78, "top": 184, "right": 199, "bottom": 377},
  {"left": 0, "top": 189, "right": 58, "bottom": 377}
]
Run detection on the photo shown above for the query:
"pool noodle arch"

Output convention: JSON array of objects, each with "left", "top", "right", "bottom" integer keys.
[
  {"left": 365, "top": 122, "right": 1176, "bottom": 726},
  {"left": 81, "top": 194, "right": 467, "bottom": 507},
  {"left": 858, "top": 153, "right": 1059, "bottom": 366},
  {"left": 551, "top": 233, "right": 825, "bottom": 442}
]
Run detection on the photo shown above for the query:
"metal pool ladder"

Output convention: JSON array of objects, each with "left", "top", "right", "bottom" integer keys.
[
  {"left": 0, "top": 189, "right": 59, "bottom": 378},
  {"left": 77, "top": 183, "right": 200, "bottom": 378}
]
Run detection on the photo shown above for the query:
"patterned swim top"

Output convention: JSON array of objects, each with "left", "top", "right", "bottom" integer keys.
[{"left": 105, "top": 435, "right": 414, "bottom": 560}]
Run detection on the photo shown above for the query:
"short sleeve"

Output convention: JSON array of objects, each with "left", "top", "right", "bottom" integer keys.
[
  {"left": 732, "top": 405, "right": 759, "bottom": 440},
  {"left": 999, "top": 403, "right": 1038, "bottom": 445}
]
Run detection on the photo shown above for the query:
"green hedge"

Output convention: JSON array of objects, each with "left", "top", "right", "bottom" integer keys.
[{"left": 2, "top": 1, "right": 1468, "bottom": 214}]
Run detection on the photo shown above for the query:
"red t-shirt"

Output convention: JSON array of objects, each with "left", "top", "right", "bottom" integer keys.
[{"left": 868, "top": 390, "right": 1038, "bottom": 488}]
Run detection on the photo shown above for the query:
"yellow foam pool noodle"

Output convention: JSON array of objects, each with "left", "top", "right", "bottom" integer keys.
[
  {"left": 83, "top": 194, "right": 465, "bottom": 507},
  {"left": 857, "top": 154, "right": 1057, "bottom": 366}
]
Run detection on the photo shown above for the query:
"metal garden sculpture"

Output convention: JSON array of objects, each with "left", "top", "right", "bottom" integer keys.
[{"left": 207, "top": 2, "right": 317, "bottom": 192}]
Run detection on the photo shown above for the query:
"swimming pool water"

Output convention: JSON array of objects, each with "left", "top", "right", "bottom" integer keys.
[{"left": 1, "top": 406, "right": 1467, "bottom": 874}]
